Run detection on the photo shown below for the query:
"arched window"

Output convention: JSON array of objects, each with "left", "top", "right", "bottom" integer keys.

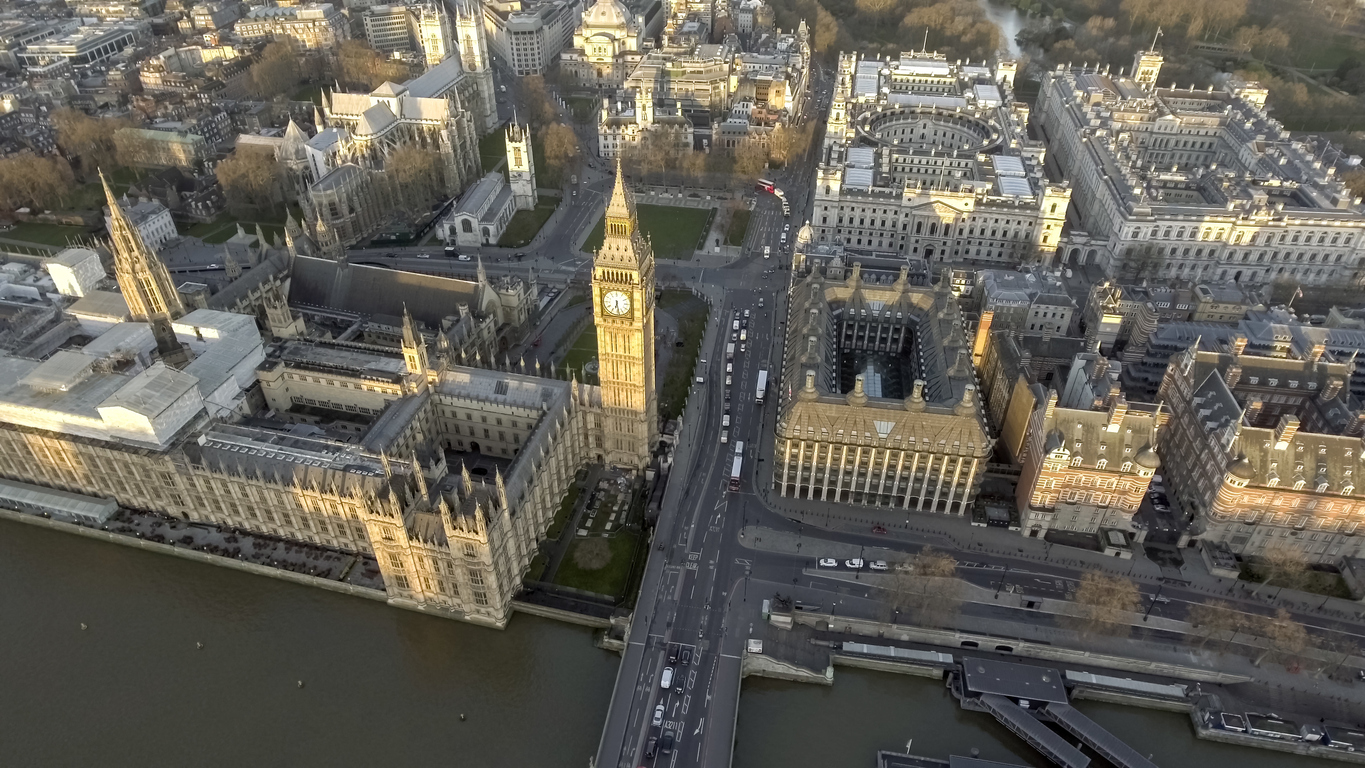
[{"left": 461, "top": 219, "right": 473, "bottom": 233}]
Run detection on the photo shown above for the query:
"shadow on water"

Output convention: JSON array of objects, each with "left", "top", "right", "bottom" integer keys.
[{"left": 0, "top": 519, "right": 618, "bottom": 767}]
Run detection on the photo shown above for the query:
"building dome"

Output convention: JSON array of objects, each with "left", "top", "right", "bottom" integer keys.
[
  {"left": 1228, "top": 455, "right": 1255, "bottom": 480},
  {"left": 1135, "top": 446, "right": 1160, "bottom": 469},
  {"left": 583, "top": 0, "right": 632, "bottom": 30},
  {"left": 796, "top": 221, "right": 813, "bottom": 245}
]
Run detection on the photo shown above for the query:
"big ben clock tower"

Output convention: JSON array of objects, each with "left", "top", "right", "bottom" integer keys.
[{"left": 593, "top": 160, "right": 658, "bottom": 469}]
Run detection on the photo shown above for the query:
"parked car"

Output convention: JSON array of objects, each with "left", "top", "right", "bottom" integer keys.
[
  {"left": 652, "top": 704, "right": 664, "bottom": 726},
  {"left": 661, "top": 667, "right": 674, "bottom": 689},
  {"left": 818, "top": 558, "right": 838, "bottom": 568},
  {"left": 416, "top": 253, "right": 430, "bottom": 258},
  {"left": 869, "top": 561, "right": 889, "bottom": 571},
  {"left": 457, "top": 254, "right": 471, "bottom": 261},
  {"left": 871, "top": 525, "right": 887, "bottom": 534},
  {"left": 845, "top": 558, "right": 864, "bottom": 569}
]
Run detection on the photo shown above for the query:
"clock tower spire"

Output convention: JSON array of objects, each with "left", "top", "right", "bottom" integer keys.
[{"left": 592, "top": 160, "right": 657, "bottom": 469}]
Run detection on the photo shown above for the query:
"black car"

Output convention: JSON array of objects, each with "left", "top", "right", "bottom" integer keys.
[
  {"left": 645, "top": 736, "right": 658, "bottom": 758},
  {"left": 680, "top": 647, "right": 692, "bottom": 666},
  {"left": 660, "top": 731, "right": 675, "bottom": 754},
  {"left": 668, "top": 643, "right": 679, "bottom": 664}
]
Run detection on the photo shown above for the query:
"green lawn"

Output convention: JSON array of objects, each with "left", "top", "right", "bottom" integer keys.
[
  {"left": 58, "top": 183, "right": 109, "bottom": 212},
  {"left": 558, "top": 325, "right": 599, "bottom": 384},
  {"left": 497, "top": 195, "right": 557, "bottom": 247},
  {"left": 1239, "top": 563, "right": 1354, "bottom": 600},
  {"left": 724, "top": 209, "right": 751, "bottom": 246},
  {"left": 479, "top": 126, "right": 508, "bottom": 178},
  {"left": 4, "top": 222, "right": 98, "bottom": 247},
  {"left": 581, "top": 204, "right": 712, "bottom": 260},
  {"left": 657, "top": 290, "right": 709, "bottom": 422},
  {"left": 181, "top": 214, "right": 284, "bottom": 245},
  {"left": 553, "top": 531, "right": 640, "bottom": 598},
  {"left": 564, "top": 95, "right": 598, "bottom": 123},
  {"left": 293, "top": 84, "right": 324, "bottom": 105}
]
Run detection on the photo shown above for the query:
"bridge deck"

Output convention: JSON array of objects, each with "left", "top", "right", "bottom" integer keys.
[
  {"left": 978, "top": 695, "right": 1090, "bottom": 768},
  {"left": 1043, "top": 702, "right": 1157, "bottom": 768}
]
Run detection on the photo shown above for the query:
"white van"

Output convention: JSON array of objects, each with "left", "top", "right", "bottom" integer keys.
[
  {"left": 661, "top": 667, "right": 674, "bottom": 689},
  {"left": 720, "top": 429, "right": 728, "bottom": 443},
  {"left": 722, "top": 414, "right": 730, "bottom": 427},
  {"left": 764, "top": 246, "right": 771, "bottom": 259}
]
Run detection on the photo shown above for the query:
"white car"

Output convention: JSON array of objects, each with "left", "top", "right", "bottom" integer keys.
[
  {"left": 869, "top": 561, "right": 889, "bottom": 571},
  {"left": 818, "top": 558, "right": 837, "bottom": 568},
  {"left": 416, "top": 253, "right": 430, "bottom": 258},
  {"left": 845, "top": 558, "right": 864, "bottom": 569},
  {"left": 661, "top": 667, "right": 674, "bottom": 688},
  {"left": 653, "top": 704, "right": 665, "bottom": 726},
  {"left": 457, "top": 254, "right": 471, "bottom": 261}
]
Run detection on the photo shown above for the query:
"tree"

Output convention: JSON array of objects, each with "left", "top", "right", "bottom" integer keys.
[
  {"left": 539, "top": 123, "right": 579, "bottom": 187},
  {"left": 0, "top": 154, "right": 77, "bottom": 210},
  {"left": 385, "top": 144, "right": 445, "bottom": 214},
  {"left": 1252, "top": 546, "right": 1308, "bottom": 596},
  {"left": 1343, "top": 168, "right": 1365, "bottom": 199},
  {"left": 521, "top": 75, "right": 558, "bottom": 128},
  {"left": 680, "top": 151, "right": 707, "bottom": 183},
  {"left": 53, "top": 108, "right": 132, "bottom": 178},
  {"left": 811, "top": 2, "right": 841, "bottom": 55},
  {"left": 337, "top": 40, "right": 411, "bottom": 91},
  {"left": 250, "top": 41, "right": 301, "bottom": 99},
  {"left": 215, "top": 147, "right": 284, "bottom": 216},
  {"left": 1065, "top": 571, "right": 1140, "bottom": 637},
  {"left": 733, "top": 141, "right": 768, "bottom": 183},
  {"left": 573, "top": 537, "right": 611, "bottom": 570},
  {"left": 885, "top": 547, "right": 961, "bottom": 627},
  {"left": 1254, "top": 608, "right": 1310, "bottom": 667},
  {"left": 1186, "top": 599, "right": 1248, "bottom": 649}
]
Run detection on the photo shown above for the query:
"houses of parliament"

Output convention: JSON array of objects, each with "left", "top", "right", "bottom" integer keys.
[{"left": 0, "top": 169, "right": 657, "bottom": 628}]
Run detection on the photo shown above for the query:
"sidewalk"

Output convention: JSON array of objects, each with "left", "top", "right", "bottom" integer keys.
[
  {"left": 740, "top": 525, "right": 1365, "bottom": 726},
  {"left": 748, "top": 469, "right": 1365, "bottom": 625}
]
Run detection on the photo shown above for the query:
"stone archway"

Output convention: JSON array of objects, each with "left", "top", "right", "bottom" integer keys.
[{"left": 470, "top": 441, "right": 481, "bottom": 454}]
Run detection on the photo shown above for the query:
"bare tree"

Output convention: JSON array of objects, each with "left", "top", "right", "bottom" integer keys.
[
  {"left": 1254, "top": 608, "right": 1311, "bottom": 667},
  {"left": 733, "top": 141, "right": 768, "bottom": 183},
  {"left": 53, "top": 108, "right": 133, "bottom": 179},
  {"left": 1252, "top": 546, "right": 1308, "bottom": 596},
  {"left": 539, "top": 123, "right": 579, "bottom": 187},
  {"left": 386, "top": 144, "right": 445, "bottom": 214},
  {"left": 884, "top": 547, "right": 962, "bottom": 627},
  {"left": 1065, "top": 571, "right": 1141, "bottom": 637},
  {"left": 0, "top": 154, "right": 77, "bottom": 210},
  {"left": 336, "top": 40, "right": 411, "bottom": 91},
  {"left": 215, "top": 147, "right": 284, "bottom": 216},
  {"left": 1186, "top": 599, "right": 1248, "bottom": 649},
  {"left": 521, "top": 75, "right": 558, "bottom": 128},
  {"left": 250, "top": 42, "right": 302, "bottom": 99}
]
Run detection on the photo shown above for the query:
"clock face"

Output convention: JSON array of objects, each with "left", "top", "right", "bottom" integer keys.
[{"left": 604, "top": 290, "right": 631, "bottom": 316}]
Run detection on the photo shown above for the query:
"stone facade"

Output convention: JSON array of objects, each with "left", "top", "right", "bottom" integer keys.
[
  {"left": 1158, "top": 344, "right": 1365, "bottom": 563},
  {"left": 1038, "top": 50, "right": 1365, "bottom": 286},
  {"left": 774, "top": 226, "right": 992, "bottom": 512},
  {"left": 812, "top": 51, "right": 1068, "bottom": 265}
]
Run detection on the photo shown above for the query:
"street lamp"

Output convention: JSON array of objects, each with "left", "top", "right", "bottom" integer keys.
[
  {"left": 855, "top": 544, "right": 865, "bottom": 580},
  {"left": 1142, "top": 583, "right": 1165, "bottom": 622},
  {"left": 994, "top": 565, "right": 1010, "bottom": 599}
]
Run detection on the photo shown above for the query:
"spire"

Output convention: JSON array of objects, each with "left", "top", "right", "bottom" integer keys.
[
  {"left": 101, "top": 168, "right": 189, "bottom": 365},
  {"left": 401, "top": 304, "right": 429, "bottom": 375},
  {"left": 606, "top": 157, "right": 636, "bottom": 222},
  {"left": 476, "top": 254, "right": 488, "bottom": 285},
  {"left": 411, "top": 450, "right": 429, "bottom": 498}
]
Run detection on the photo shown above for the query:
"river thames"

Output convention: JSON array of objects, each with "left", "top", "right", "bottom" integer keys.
[{"left": 2, "top": 518, "right": 1339, "bottom": 768}]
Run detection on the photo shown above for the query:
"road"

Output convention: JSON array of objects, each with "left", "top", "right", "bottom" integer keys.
[{"left": 592, "top": 63, "right": 833, "bottom": 768}]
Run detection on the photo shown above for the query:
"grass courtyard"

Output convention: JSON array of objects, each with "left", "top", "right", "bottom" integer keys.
[
  {"left": 558, "top": 325, "right": 599, "bottom": 385},
  {"left": 497, "top": 195, "right": 557, "bottom": 247},
  {"left": 554, "top": 531, "right": 640, "bottom": 597},
  {"left": 4, "top": 222, "right": 98, "bottom": 248},
  {"left": 724, "top": 209, "right": 752, "bottom": 246},
  {"left": 180, "top": 215, "right": 284, "bottom": 245},
  {"left": 581, "top": 204, "right": 711, "bottom": 260},
  {"left": 479, "top": 126, "right": 508, "bottom": 177},
  {"left": 658, "top": 290, "right": 709, "bottom": 422}
]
